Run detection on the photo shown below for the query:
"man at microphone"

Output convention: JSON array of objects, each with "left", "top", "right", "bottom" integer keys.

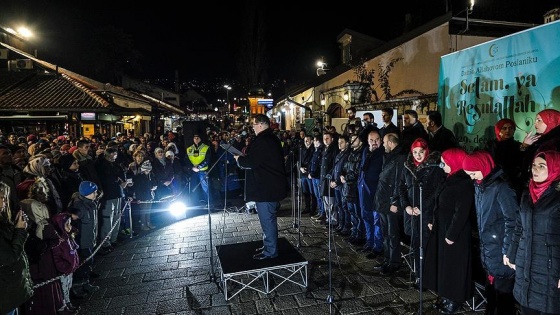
[{"left": 234, "top": 114, "right": 287, "bottom": 260}]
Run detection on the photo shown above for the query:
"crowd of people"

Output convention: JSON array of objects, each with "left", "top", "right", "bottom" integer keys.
[{"left": 1, "top": 106, "right": 560, "bottom": 315}]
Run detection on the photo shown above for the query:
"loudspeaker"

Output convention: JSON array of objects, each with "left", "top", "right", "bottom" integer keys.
[{"left": 182, "top": 121, "right": 209, "bottom": 148}]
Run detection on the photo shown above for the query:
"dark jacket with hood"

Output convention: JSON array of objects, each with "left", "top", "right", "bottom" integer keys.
[{"left": 375, "top": 145, "right": 407, "bottom": 214}]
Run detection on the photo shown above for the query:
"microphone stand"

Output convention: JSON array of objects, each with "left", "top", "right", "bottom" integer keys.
[
  {"left": 194, "top": 142, "right": 232, "bottom": 284},
  {"left": 417, "top": 181, "right": 424, "bottom": 314},
  {"left": 325, "top": 174, "right": 335, "bottom": 313},
  {"left": 290, "top": 150, "right": 298, "bottom": 229}
]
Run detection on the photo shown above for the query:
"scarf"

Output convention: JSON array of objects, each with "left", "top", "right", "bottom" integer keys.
[
  {"left": 441, "top": 148, "right": 467, "bottom": 177},
  {"left": 462, "top": 150, "right": 495, "bottom": 184},
  {"left": 529, "top": 150, "right": 560, "bottom": 203},
  {"left": 494, "top": 118, "right": 516, "bottom": 141},
  {"left": 538, "top": 109, "right": 560, "bottom": 134},
  {"left": 410, "top": 138, "right": 429, "bottom": 167}
]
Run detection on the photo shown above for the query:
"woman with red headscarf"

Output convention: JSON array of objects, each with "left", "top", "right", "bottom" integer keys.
[
  {"left": 426, "top": 148, "right": 475, "bottom": 314},
  {"left": 462, "top": 150, "right": 519, "bottom": 314},
  {"left": 398, "top": 138, "right": 445, "bottom": 290},
  {"left": 507, "top": 150, "right": 560, "bottom": 315},
  {"left": 520, "top": 109, "right": 560, "bottom": 190},
  {"left": 484, "top": 118, "right": 524, "bottom": 196}
]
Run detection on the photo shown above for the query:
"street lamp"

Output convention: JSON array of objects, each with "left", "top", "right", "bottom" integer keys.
[{"left": 224, "top": 85, "right": 232, "bottom": 113}]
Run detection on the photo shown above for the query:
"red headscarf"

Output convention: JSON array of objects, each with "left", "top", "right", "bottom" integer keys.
[
  {"left": 462, "top": 150, "right": 495, "bottom": 184},
  {"left": 494, "top": 118, "right": 516, "bottom": 141},
  {"left": 410, "top": 138, "right": 429, "bottom": 167},
  {"left": 529, "top": 150, "right": 560, "bottom": 204},
  {"left": 538, "top": 109, "right": 560, "bottom": 134},
  {"left": 441, "top": 148, "right": 467, "bottom": 177}
]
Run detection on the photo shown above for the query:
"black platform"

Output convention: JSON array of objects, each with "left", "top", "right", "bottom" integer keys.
[{"left": 216, "top": 237, "right": 308, "bottom": 300}]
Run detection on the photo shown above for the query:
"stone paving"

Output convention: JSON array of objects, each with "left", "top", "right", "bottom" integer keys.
[{"left": 73, "top": 199, "right": 485, "bottom": 314}]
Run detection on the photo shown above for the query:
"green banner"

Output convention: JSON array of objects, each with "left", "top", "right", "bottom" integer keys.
[{"left": 438, "top": 20, "right": 560, "bottom": 151}]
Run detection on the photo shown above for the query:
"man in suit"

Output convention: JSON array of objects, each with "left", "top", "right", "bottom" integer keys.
[{"left": 426, "top": 110, "right": 459, "bottom": 152}]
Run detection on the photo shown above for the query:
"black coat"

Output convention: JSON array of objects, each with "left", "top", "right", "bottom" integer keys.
[
  {"left": 358, "top": 146, "right": 384, "bottom": 212},
  {"left": 330, "top": 148, "right": 350, "bottom": 190},
  {"left": 485, "top": 138, "right": 524, "bottom": 197},
  {"left": 473, "top": 167, "right": 517, "bottom": 278},
  {"left": 0, "top": 217, "right": 33, "bottom": 314},
  {"left": 319, "top": 142, "right": 339, "bottom": 197},
  {"left": 341, "top": 146, "right": 364, "bottom": 202},
  {"left": 429, "top": 170, "right": 474, "bottom": 303},
  {"left": 428, "top": 126, "right": 458, "bottom": 153},
  {"left": 401, "top": 122, "right": 428, "bottom": 152},
  {"left": 375, "top": 145, "right": 406, "bottom": 214},
  {"left": 236, "top": 128, "right": 287, "bottom": 202},
  {"left": 509, "top": 181, "right": 560, "bottom": 314}
]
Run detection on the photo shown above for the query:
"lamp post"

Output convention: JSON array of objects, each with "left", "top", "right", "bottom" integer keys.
[{"left": 224, "top": 85, "right": 232, "bottom": 113}]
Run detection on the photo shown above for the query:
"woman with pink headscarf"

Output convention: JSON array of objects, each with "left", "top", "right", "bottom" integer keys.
[
  {"left": 507, "top": 150, "right": 560, "bottom": 314},
  {"left": 462, "top": 150, "right": 518, "bottom": 314},
  {"left": 427, "top": 148, "right": 475, "bottom": 314},
  {"left": 520, "top": 109, "right": 560, "bottom": 189},
  {"left": 398, "top": 138, "right": 445, "bottom": 291}
]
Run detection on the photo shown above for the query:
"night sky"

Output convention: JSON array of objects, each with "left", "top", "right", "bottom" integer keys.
[{"left": 2, "top": 0, "right": 558, "bottom": 85}]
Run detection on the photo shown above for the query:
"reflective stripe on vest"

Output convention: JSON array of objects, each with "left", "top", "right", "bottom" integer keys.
[{"left": 187, "top": 144, "right": 209, "bottom": 171}]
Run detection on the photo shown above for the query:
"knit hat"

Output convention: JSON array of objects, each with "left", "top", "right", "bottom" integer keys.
[
  {"left": 140, "top": 160, "right": 152, "bottom": 172},
  {"left": 165, "top": 150, "right": 174, "bottom": 158},
  {"left": 79, "top": 181, "right": 97, "bottom": 196}
]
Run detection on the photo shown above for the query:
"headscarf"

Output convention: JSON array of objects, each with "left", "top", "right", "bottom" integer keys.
[
  {"left": 410, "top": 138, "right": 429, "bottom": 167},
  {"left": 441, "top": 148, "right": 467, "bottom": 177},
  {"left": 140, "top": 160, "right": 153, "bottom": 173},
  {"left": 23, "top": 155, "right": 51, "bottom": 177},
  {"left": 529, "top": 150, "right": 560, "bottom": 203},
  {"left": 462, "top": 150, "right": 495, "bottom": 184},
  {"left": 537, "top": 109, "right": 560, "bottom": 134},
  {"left": 494, "top": 118, "right": 516, "bottom": 141}
]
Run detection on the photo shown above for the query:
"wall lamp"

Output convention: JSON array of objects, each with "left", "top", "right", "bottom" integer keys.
[
  {"left": 320, "top": 93, "right": 326, "bottom": 106},
  {"left": 343, "top": 92, "right": 349, "bottom": 102}
]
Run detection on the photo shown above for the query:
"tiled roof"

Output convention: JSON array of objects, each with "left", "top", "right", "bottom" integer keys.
[{"left": 0, "top": 71, "right": 109, "bottom": 112}]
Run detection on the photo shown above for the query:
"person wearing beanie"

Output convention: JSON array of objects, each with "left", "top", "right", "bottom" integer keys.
[
  {"left": 67, "top": 180, "right": 100, "bottom": 298},
  {"left": 462, "top": 150, "right": 519, "bottom": 314},
  {"left": 398, "top": 137, "right": 445, "bottom": 292},
  {"left": 427, "top": 148, "right": 474, "bottom": 314},
  {"left": 507, "top": 151, "right": 560, "bottom": 315}
]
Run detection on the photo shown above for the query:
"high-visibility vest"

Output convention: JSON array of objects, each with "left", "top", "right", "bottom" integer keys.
[{"left": 187, "top": 143, "right": 209, "bottom": 171}]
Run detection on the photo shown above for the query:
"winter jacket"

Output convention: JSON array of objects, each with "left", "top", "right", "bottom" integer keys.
[
  {"left": 509, "top": 181, "right": 560, "bottom": 314},
  {"left": 319, "top": 142, "right": 339, "bottom": 196},
  {"left": 358, "top": 146, "right": 384, "bottom": 212},
  {"left": 375, "top": 145, "right": 406, "bottom": 214},
  {"left": 473, "top": 167, "right": 517, "bottom": 278},
  {"left": 341, "top": 146, "right": 364, "bottom": 202},
  {"left": 0, "top": 216, "right": 33, "bottom": 314},
  {"left": 50, "top": 213, "right": 80, "bottom": 275},
  {"left": 67, "top": 193, "right": 98, "bottom": 249}
]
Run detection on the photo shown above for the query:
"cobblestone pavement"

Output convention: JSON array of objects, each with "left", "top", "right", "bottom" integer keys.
[{"left": 73, "top": 198, "right": 485, "bottom": 314}]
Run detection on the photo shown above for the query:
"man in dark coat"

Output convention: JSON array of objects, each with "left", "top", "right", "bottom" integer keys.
[
  {"left": 426, "top": 110, "right": 459, "bottom": 153},
  {"left": 318, "top": 132, "right": 339, "bottom": 224},
  {"left": 234, "top": 114, "right": 287, "bottom": 260},
  {"left": 298, "top": 135, "right": 315, "bottom": 214},
  {"left": 374, "top": 132, "right": 407, "bottom": 275},
  {"left": 358, "top": 129, "right": 384, "bottom": 257},
  {"left": 379, "top": 107, "right": 400, "bottom": 139},
  {"left": 401, "top": 109, "right": 428, "bottom": 151}
]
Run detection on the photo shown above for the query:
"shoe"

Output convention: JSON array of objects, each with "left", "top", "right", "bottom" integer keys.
[
  {"left": 57, "top": 309, "right": 77, "bottom": 315},
  {"left": 89, "top": 271, "right": 101, "bottom": 279},
  {"left": 98, "top": 246, "right": 113, "bottom": 256},
  {"left": 439, "top": 300, "right": 461, "bottom": 314},
  {"left": 373, "top": 262, "right": 388, "bottom": 271},
  {"left": 252, "top": 253, "right": 277, "bottom": 260},
  {"left": 255, "top": 246, "right": 265, "bottom": 253},
  {"left": 66, "top": 303, "right": 79, "bottom": 312},
  {"left": 350, "top": 238, "right": 366, "bottom": 246},
  {"left": 147, "top": 223, "right": 156, "bottom": 229},
  {"left": 141, "top": 225, "right": 151, "bottom": 231},
  {"left": 314, "top": 215, "right": 326, "bottom": 222},
  {"left": 433, "top": 297, "right": 449, "bottom": 310},
  {"left": 311, "top": 213, "right": 322, "bottom": 219},
  {"left": 365, "top": 251, "right": 382, "bottom": 259},
  {"left": 381, "top": 264, "right": 400, "bottom": 276},
  {"left": 413, "top": 279, "right": 428, "bottom": 292},
  {"left": 359, "top": 244, "right": 374, "bottom": 252},
  {"left": 82, "top": 282, "right": 100, "bottom": 294},
  {"left": 70, "top": 287, "right": 87, "bottom": 299}
]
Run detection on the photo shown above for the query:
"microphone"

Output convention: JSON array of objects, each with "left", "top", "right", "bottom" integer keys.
[
  {"left": 324, "top": 174, "right": 332, "bottom": 180},
  {"left": 424, "top": 162, "right": 444, "bottom": 168}
]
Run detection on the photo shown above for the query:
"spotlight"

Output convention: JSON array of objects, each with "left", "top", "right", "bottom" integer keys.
[{"left": 168, "top": 201, "right": 187, "bottom": 218}]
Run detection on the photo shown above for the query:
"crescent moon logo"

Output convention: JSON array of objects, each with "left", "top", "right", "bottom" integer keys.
[{"left": 489, "top": 44, "right": 497, "bottom": 57}]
